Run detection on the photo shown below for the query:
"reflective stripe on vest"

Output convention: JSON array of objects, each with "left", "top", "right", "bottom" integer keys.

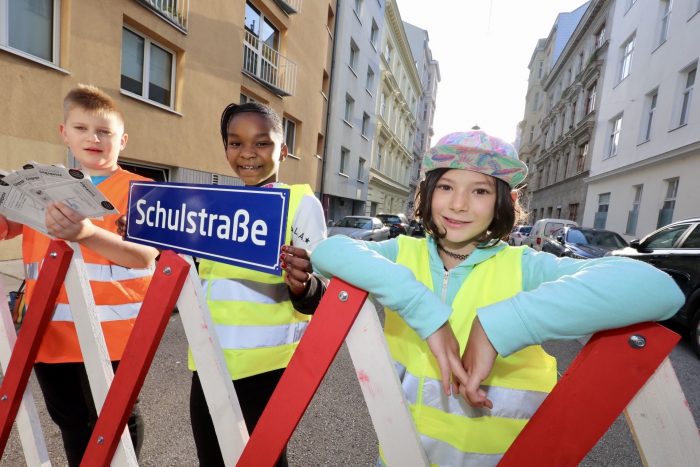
[
  {"left": 203, "top": 278, "right": 289, "bottom": 304},
  {"left": 190, "top": 184, "right": 314, "bottom": 380},
  {"left": 25, "top": 262, "right": 153, "bottom": 282},
  {"left": 52, "top": 303, "right": 141, "bottom": 322},
  {"left": 385, "top": 236, "right": 557, "bottom": 464}
]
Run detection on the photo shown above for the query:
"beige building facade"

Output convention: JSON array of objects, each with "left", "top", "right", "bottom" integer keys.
[
  {"left": 0, "top": 0, "right": 335, "bottom": 259},
  {"left": 366, "top": 0, "right": 420, "bottom": 217}
]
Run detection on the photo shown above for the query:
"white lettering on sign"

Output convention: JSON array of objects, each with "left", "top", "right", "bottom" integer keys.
[{"left": 134, "top": 199, "right": 268, "bottom": 246}]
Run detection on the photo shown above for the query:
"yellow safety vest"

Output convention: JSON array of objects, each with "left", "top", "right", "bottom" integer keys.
[
  {"left": 384, "top": 236, "right": 557, "bottom": 466},
  {"left": 189, "top": 184, "right": 314, "bottom": 380}
]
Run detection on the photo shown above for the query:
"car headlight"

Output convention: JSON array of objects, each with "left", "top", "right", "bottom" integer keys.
[{"left": 566, "top": 250, "right": 588, "bottom": 259}]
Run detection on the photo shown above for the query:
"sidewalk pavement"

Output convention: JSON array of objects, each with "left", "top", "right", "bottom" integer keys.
[{"left": 0, "top": 259, "right": 24, "bottom": 297}]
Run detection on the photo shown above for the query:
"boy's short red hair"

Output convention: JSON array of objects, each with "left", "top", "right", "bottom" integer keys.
[{"left": 63, "top": 84, "right": 125, "bottom": 126}]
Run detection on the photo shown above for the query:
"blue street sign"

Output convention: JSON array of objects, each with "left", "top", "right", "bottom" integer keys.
[{"left": 126, "top": 182, "right": 289, "bottom": 275}]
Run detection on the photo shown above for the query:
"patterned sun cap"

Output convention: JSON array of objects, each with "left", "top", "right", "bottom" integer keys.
[{"left": 420, "top": 130, "right": 528, "bottom": 187}]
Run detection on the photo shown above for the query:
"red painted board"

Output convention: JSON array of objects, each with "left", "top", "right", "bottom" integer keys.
[
  {"left": 80, "top": 251, "right": 190, "bottom": 467},
  {"left": 500, "top": 322, "right": 680, "bottom": 467},
  {"left": 0, "top": 240, "right": 73, "bottom": 455},
  {"left": 237, "top": 279, "right": 368, "bottom": 466}
]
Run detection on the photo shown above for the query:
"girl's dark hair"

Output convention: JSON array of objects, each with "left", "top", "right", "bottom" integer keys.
[
  {"left": 219, "top": 102, "right": 284, "bottom": 147},
  {"left": 414, "top": 168, "right": 525, "bottom": 248}
]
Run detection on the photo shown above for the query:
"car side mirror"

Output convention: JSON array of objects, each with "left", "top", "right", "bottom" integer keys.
[
  {"left": 556, "top": 235, "right": 564, "bottom": 244},
  {"left": 630, "top": 239, "right": 640, "bottom": 249}
]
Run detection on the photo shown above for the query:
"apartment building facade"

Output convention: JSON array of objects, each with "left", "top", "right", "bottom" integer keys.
[
  {"left": 525, "top": 1, "right": 611, "bottom": 225},
  {"left": 321, "top": 0, "right": 385, "bottom": 224},
  {"left": 582, "top": 0, "right": 700, "bottom": 239},
  {"left": 0, "top": 0, "right": 335, "bottom": 260},
  {"left": 403, "top": 21, "right": 439, "bottom": 219},
  {"left": 366, "top": 0, "right": 420, "bottom": 217}
]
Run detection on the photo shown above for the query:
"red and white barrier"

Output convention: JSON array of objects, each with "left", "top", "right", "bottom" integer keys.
[{"left": 1, "top": 242, "right": 698, "bottom": 466}]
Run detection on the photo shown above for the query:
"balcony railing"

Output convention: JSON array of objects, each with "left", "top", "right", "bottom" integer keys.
[
  {"left": 243, "top": 29, "right": 296, "bottom": 97},
  {"left": 137, "top": 0, "right": 189, "bottom": 32},
  {"left": 273, "top": 0, "right": 302, "bottom": 15}
]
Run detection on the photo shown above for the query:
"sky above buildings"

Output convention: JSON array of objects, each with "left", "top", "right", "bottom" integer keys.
[{"left": 397, "top": 0, "right": 588, "bottom": 145}]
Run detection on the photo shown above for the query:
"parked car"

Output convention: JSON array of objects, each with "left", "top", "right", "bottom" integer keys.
[
  {"left": 409, "top": 219, "right": 425, "bottom": 237},
  {"left": 610, "top": 218, "right": 700, "bottom": 356},
  {"left": 328, "top": 216, "right": 391, "bottom": 241},
  {"left": 526, "top": 218, "right": 578, "bottom": 250},
  {"left": 508, "top": 225, "right": 532, "bottom": 246},
  {"left": 542, "top": 226, "right": 628, "bottom": 258},
  {"left": 377, "top": 213, "right": 412, "bottom": 238}
]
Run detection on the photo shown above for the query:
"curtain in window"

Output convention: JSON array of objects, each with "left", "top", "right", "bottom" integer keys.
[
  {"left": 121, "top": 29, "right": 144, "bottom": 95},
  {"left": 149, "top": 44, "right": 172, "bottom": 105}
]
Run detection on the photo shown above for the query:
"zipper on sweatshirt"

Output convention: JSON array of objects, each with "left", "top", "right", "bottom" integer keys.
[{"left": 441, "top": 269, "right": 450, "bottom": 302}]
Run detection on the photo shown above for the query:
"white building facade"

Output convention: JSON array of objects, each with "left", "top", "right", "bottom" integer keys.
[
  {"left": 366, "top": 0, "right": 421, "bottom": 217},
  {"left": 583, "top": 0, "right": 700, "bottom": 238},
  {"left": 404, "top": 21, "right": 440, "bottom": 219},
  {"left": 321, "top": 0, "right": 386, "bottom": 224}
]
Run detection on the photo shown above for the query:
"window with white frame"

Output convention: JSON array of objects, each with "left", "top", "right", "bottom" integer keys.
[
  {"left": 344, "top": 94, "right": 354, "bottom": 124},
  {"left": 283, "top": 117, "right": 296, "bottom": 156},
  {"left": 641, "top": 90, "right": 658, "bottom": 142},
  {"left": 607, "top": 115, "right": 623, "bottom": 158},
  {"left": 1, "top": 0, "right": 59, "bottom": 64},
  {"left": 578, "top": 51, "right": 584, "bottom": 74},
  {"left": 619, "top": 35, "right": 635, "bottom": 82},
  {"left": 626, "top": 184, "right": 643, "bottom": 234},
  {"left": 121, "top": 27, "right": 175, "bottom": 108},
  {"left": 595, "top": 23, "right": 606, "bottom": 48},
  {"left": 538, "top": 61, "right": 543, "bottom": 78},
  {"left": 370, "top": 20, "right": 379, "bottom": 48},
  {"left": 366, "top": 66, "right": 375, "bottom": 92},
  {"left": 658, "top": 0, "right": 672, "bottom": 45},
  {"left": 349, "top": 40, "right": 359, "bottom": 71},
  {"left": 576, "top": 142, "right": 588, "bottom": 173},
  {"left": 357, "top": 157, "right": 366, "bottom": 181},
  {"left": 529, "top": 126, "right": 534, "bottom": 143},
  {"left": 361, "top": 112, "right": 370, "bottom": 137},
  {"left": 354, "top": 0, "right": 363, "bottom": 17},
  {"left": 586, "top": 81, "right": 597, "bottom": 114},
  {"left": 375, "top": 143, "right": 383, "bottom": 170},
  {"left": 384, "top": 42, "right": 392, "bottom": 65},
  {"left": 240, "top": 93, "right": 256, "bottom": 104},
  {"left": 340, "top": 147, "right": 349, "bottom": 174},
  {"left": 658, "top": 177, "right": 679, "bottom": 227},
  {"left": 678, "top": 66, "right": 696, "bottom": 126},
  {"left": 379, "top": 93, "right": 387, "bottom": 118},
  {"left": 594, "top": 193, "right": 610, "bottom": 229}
]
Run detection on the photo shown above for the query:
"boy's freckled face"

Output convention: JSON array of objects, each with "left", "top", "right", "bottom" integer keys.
[
  {"left": 431, "top": 169, "right": 497, "bottom": 253},
  {"left": 60, "top": 108, "right": 126, "bottom": 176},
  {"left": 225, "top": 113, "right": 287, "bottom": 186}
]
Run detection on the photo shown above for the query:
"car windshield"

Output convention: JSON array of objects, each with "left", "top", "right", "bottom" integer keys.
[
  {"left": 520, "top": 226, "right": 532, "bottom": 234},
  {"left": 567, "top": 229, "right": 627, "bottom": 248},
  {"left": 378, "top": 215, "right": 401, "bottom": 224},
  {"left": 336, "top": 218, "right": 372, "bottom": 229}
]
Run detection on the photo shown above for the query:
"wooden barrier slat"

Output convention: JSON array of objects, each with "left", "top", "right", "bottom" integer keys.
[
  {"left": 236, "top": 279, "right": 368, "bottom": 466},
  {"left": 500, "top": 322, "right": 680, "bottom": 466},
  {"left": 0, "top": 240, "right": 73, "bottom": 456},
  {"left": 80, "top": 251, "right": 190, "bottom": 467}
]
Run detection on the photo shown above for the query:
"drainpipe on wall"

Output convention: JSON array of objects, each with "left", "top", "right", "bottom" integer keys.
[{"left": 318, "top": 0, "right": 341, "bottom": 222}]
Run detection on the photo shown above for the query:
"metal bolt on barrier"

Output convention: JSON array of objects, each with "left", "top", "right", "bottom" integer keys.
[
  {"left": 0, "top": 395, "right": 7, "bottom": 401},
  {"left": 338, "top": 291, "right": 349, "bottom": 302},
  {"left": 49, "top": 251, "right": 57, "bottom": 258},
  {"left": 97, "top": 436, "right": 104, "bottom": 444},
  {"left": 628, "top": 334, "right": 647, "bottom": 349},
  {"left": 163, "top": 266, "right": 172, "bottom": 276}
]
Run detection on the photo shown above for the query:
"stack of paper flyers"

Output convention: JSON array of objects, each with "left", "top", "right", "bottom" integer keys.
[{"left": 0, "top": 162, "right": 118, "bottom": 235}]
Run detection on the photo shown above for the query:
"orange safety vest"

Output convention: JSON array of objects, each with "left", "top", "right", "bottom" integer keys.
[{"left": 23, "top": 167, "right": 154, "bottom": 363}]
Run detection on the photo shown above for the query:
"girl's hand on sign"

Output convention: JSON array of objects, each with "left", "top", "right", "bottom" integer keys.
[
  {"left": 458, "top": 317, "right": 495, "bottom": 409},
  {"left": 46, "top": 202, "right": 96, "bottom": 242},
  {"left": 426, "top": 323, "right": 470, "bottom": 398},
  {"left": 281, "top": 245, "right": 313, "bottom": 296}
]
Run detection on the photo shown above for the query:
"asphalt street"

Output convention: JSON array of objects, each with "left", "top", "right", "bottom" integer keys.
[{"left": 1, "top": 305, "right": 699, "bottom": 466}]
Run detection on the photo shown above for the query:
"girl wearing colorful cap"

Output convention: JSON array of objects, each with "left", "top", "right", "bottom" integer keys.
[{"left": 311, "top": 130, "right": 683, "bottom": 465}]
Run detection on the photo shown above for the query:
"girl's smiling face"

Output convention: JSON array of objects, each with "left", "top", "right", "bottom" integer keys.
[
  {"left": 431, "top": 169, "right": 497, "bottom": 255},
  {"left": 225, "top": 113, "right": 287, "bottom": 186}
]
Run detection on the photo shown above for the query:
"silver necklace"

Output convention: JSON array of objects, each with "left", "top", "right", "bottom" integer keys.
[{"left": 437, "top": 243, "right": 470, "bottom": 261}]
